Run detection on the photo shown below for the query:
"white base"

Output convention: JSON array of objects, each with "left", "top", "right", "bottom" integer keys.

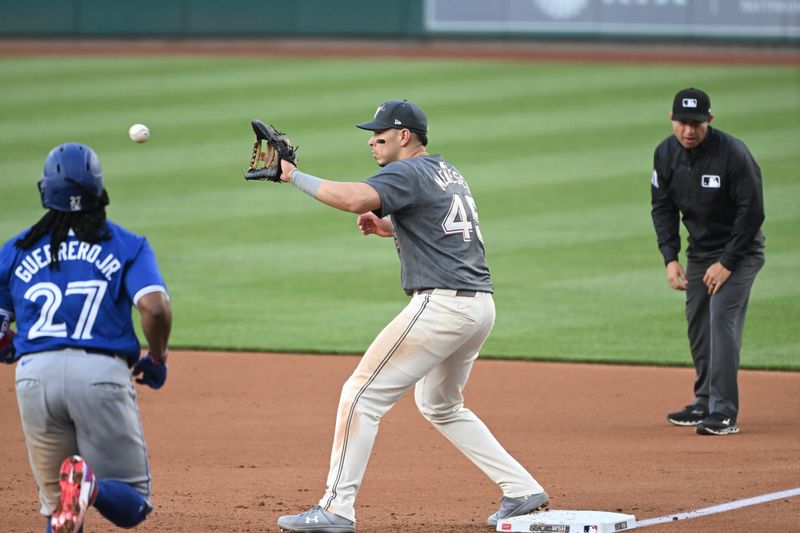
[{"left": 497, "top": 509, "right": 637, "bottom": 532}]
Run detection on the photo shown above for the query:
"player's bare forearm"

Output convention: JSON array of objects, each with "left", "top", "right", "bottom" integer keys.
[
  {"left": 316, "top": 180, "right": 381, "bottom": 214},
  {"left": 281, "top": 160, "right": 381, "bottom": 214},
  {"left": 137, "top": 292, "right": 172, "bottom": 362}
]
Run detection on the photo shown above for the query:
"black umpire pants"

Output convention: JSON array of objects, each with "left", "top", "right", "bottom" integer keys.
[{"left": 685, "top": 251, "right": 764, "bottom": 419}]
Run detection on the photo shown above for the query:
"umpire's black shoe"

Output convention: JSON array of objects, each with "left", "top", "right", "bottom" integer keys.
[
  {"left": 696, "top": 413, "right": 739, "bottom": 435},
  {"left": 666, "top": 404, "right": 708, "bottom": 426}
]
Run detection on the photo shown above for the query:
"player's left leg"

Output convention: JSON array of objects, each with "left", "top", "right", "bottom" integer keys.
[
  {"left": 414, "top": 293, "right": 547, "bottom": 526},
  {"left": 413, "top": 293, "right": 543, "bottom": 497},
  {"left": 67, "top": 352, "right": 153, "bottom": 526}
]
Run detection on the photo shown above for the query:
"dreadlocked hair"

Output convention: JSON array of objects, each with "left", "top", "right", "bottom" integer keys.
[{"left": 16, "top": 191, "right": 111, "bottom": 270}]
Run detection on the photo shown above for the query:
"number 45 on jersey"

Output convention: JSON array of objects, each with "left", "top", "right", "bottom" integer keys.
[{"left": 442, "top": 194, "right": 484, "bottom": 243}]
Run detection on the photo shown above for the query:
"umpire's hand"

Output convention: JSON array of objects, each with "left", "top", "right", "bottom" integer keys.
[
  {"left": 133, "top": 352, "right": 168, "bottom": 389},
  {"left": 665, "top": 260, "right": 687, "bottom": 291}
]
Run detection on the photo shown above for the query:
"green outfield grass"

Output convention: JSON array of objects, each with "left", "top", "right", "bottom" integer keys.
[{"left": 1, "top": 55, "right": 798, "bottom": 369}]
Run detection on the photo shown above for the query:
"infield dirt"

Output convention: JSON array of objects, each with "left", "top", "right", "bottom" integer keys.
[{"left": 1, "top": 351, "right": 798, "bottom": 532}]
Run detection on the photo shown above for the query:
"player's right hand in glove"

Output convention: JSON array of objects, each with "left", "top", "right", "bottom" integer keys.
[
  {"left": 133, "top": 352, "right": 168, "bottom": 389},
  {"left": 280, "top": 157, "right": 298, "bottom": 183}
]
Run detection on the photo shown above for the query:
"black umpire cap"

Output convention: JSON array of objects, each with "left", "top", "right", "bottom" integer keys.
[
  {"left": 357, "top": 99, "right": 428, "bottom": 136},
  {"left": 672, "top": 88, "right": 712, "bottom": 122}
]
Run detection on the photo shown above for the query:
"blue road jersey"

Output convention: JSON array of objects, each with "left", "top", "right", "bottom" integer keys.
[{"left": 0, "top": 221, "right": 167, "bottom": 366}]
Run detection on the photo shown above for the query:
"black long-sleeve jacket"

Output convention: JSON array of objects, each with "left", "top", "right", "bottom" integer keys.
[{"left": 651, "top": 127, "right": 765, "bottom": 271}]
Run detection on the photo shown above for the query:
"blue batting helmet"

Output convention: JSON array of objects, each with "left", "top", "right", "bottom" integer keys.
[{"left": 38, "top": 143, "right": 107, "bottom": 212}]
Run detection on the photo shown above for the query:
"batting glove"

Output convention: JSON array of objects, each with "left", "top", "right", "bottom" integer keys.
[{"left": 132, "top": 352, "right": 168, "bottom": 389}]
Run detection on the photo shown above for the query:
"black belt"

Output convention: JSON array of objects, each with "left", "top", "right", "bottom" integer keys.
[{"left": 416, "top": 288, "right": 480, "bottom": 297}]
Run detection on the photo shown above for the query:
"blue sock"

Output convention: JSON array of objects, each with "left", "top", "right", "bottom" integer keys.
[{"left": 92, "top": 480, "right": 152, "bottom": 528}]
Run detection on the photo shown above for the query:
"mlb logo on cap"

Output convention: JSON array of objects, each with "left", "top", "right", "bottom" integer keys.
[{"left": 672, "top": 88, "right": 711, "bottom": 122}]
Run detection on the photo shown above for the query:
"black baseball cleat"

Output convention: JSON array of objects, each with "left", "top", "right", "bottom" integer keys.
[
  {"left": 696, "top": 413, "right": 739, "bottom": 435},
  {"left": 666, "top": 404, "right": 708, "bottom": 426}
]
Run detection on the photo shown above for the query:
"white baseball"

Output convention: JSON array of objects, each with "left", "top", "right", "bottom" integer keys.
[{"left": 128, "top": 124, "right": 150, "bottom": 143}]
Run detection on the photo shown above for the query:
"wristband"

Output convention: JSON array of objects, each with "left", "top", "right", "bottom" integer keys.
[
  {"left": 148, "top": 349, "right": 169, "bottom": 364},
  {"left": 290, "top": 170, "right": 323, "bottom": 198}
]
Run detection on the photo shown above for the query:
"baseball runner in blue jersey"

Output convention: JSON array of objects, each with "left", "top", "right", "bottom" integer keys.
[
  {"left": 266, "top": 100, "right": 548, "bottom": 532},
  {"left": 0, "top": 143, "right": 172, "bottom": 533}
]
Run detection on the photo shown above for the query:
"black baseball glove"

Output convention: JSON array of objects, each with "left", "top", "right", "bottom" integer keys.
[{"left": 244, "top": 119, "right": 297, "bottom": 182}]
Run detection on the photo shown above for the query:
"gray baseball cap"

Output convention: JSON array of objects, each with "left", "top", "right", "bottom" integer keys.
[{"left": 356, "top": 99, "right": 428, "bottom": 135}]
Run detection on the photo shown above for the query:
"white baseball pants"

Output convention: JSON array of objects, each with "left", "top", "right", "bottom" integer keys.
[{"left": 319, "top": 290, "right": 542, "bottom": 522}]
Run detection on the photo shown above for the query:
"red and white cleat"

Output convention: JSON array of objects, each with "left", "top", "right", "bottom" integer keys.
[{"left": 50, "top": 455, "right": 98, "bottom": 533}]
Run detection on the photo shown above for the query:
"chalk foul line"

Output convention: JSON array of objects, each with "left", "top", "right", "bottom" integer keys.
[{"left": 636, "top": 487, "right": 800, "bottom": 527}]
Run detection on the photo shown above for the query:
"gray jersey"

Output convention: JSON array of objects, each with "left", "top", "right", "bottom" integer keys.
[{"left": 365, "top": 155, "right": 493, "bottom": 293}]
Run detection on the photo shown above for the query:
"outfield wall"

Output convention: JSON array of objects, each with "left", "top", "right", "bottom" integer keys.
[
  {"left": 1, "top": 0, "right": 798, "bottom": 42},
  {"left": 0, "top": 0, "right": 425, "bottom": 37}
]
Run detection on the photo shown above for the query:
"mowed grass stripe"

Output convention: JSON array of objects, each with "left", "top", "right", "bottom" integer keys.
[{"left": 0, "top": 57, "right": 796, "bottom": 368}]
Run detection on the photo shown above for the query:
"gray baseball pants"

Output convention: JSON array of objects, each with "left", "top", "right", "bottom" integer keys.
[
  {"left": 15, "top": 349, "right": 152, "bottom": 516},
  {"left": 685, "top": 252, "right": 764, "bottom": 418}
]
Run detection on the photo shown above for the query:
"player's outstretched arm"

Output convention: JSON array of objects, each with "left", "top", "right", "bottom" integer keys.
[{"left": 279, "top": 159, "right": 381, "bottom": 214}]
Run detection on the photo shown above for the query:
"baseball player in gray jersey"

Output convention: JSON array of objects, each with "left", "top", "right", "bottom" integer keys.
[{"left": 274, "top": 100, "right": 547, "bottom": 533}]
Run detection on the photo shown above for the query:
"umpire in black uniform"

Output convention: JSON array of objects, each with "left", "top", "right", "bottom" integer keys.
[{"left": 651, "top": 88, "right": 765, "bottom": 436}]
